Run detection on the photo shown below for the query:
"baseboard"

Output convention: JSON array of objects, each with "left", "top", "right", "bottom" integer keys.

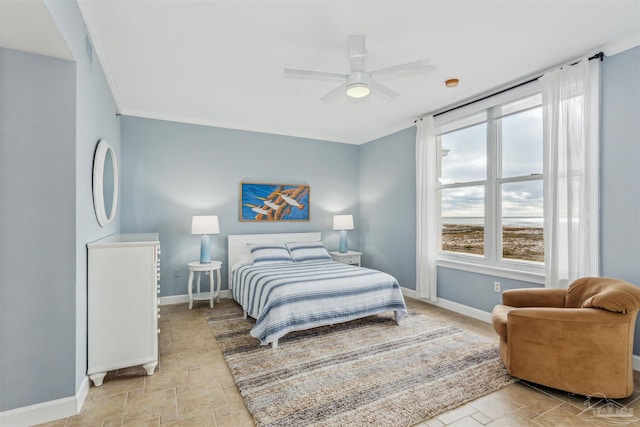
[
  {"left": 400, "top": 287, "right": 417, "bottom": 299},
  {"left": 0, "top": 376, "right": 89, "bottom": 427},
  {"left": 425, "top": 297, "right": 493, "bottom": 323},
  {"left": 158, "top": 294, "right": 189, "bottom": 305},
  {"left": 634, "top": 355, "right": 640, "bottom": 372},
  {"left": 159, "top": 290, "right": 232, "bottom": 306},
  {"left": 400, "top": 287, "right": 492, "bottom": 324}
]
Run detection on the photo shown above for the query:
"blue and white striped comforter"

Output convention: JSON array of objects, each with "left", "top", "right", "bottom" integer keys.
[{"left": 231, "top": 261, "right": 408, "bottom": 346}]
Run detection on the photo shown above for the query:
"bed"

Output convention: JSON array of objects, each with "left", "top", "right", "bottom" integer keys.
[{"left": 228, "top": 232, "right": 408, "bottom": 348}]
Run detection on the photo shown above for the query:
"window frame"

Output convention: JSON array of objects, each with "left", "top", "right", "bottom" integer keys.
[{"left": 435, "top": 82, "right": 545, "bottom": 284}]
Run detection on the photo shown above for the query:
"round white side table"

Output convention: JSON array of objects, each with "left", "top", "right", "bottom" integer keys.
[{"left": 187, "top": 261, "right": 222, "bottom": 309}]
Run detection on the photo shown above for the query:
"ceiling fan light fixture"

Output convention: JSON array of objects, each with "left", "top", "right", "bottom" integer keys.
[{"left": 346, "top": 83, "right": 370, "bottom": 98}]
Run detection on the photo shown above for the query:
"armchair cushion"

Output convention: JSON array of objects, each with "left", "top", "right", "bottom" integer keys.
[
  {"left": 581, "top": 288, "right": 640, "bottom": 314},
  {"left": 565, "top": 277, "right": 640, "bottom": 312}
]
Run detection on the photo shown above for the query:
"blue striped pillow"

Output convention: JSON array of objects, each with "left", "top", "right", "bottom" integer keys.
[
  {"left": 247, "top": 243, "right": 294, "bottom": 265},
  {"left": 286, "top": 242, "right": 332, "bottom": 263}
]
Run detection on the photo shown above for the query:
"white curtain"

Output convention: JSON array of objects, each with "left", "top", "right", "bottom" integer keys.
[
  {"left": 540, "top": 58, "right": 600, "bottom": 288},
  {"left": 416, "top": 116, "right": 438, "bottom": 300}
]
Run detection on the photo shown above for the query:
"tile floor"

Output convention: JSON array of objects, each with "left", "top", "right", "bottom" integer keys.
[{"left": 36, "top": 297, "right": 640, "bottom": 427}]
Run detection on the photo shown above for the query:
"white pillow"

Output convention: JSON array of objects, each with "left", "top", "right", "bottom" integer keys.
[
  {"left": 230, "top": 255, "right": 253, "bottom": 273},
  {"left": 247, "top": 243, "right": 294, "bottom": 265},
  {"left": 286, "top": 241, "right": 332, "bottom": 263}
]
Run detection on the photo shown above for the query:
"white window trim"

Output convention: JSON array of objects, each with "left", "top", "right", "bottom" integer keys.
[
  {"left": 435, "top": 81, "right": 544, "bottom": 280},
  {"left": 437, "top": 258, "right": 545, "bottom": 284}
]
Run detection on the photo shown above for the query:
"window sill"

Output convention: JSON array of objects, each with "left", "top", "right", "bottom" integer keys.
[{"left": 437, "top": 258, "right": 545, "bottom": 284}]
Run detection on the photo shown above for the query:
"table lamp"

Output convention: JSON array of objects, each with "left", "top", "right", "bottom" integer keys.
[
  {"left": 191, "top": 215, "right": 220, "bottom": 263},
  {"left": 333, "top": 214, "right": 354, "bottom": 253}
]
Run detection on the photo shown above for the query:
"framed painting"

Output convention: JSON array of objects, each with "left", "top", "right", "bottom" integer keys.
[{"left": 240, "top": 183, "right": 310, "bottom": 221}]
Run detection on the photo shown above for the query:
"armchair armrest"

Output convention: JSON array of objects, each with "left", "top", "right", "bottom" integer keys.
[{"left": 502, "top": 288, "right": 566, "bottom": 308}]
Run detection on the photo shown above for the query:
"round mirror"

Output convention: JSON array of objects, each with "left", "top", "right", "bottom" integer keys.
[{"left": 92, "top": 139, "right": 118, "bottom": 227}]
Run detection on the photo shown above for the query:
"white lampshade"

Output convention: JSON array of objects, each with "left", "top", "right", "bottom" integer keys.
[
  {"left": 191, "top": 215, "right": 220, "bottom": 235},
  {"left": 333, "top": 214, "right": 354, "bottom": 231}
]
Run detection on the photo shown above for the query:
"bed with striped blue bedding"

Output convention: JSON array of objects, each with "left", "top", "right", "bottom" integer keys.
[{"left": 231, "top": 261, "right": 408, "bottom": 347}]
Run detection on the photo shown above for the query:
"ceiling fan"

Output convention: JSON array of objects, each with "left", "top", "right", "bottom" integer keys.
[{"left": 284, "top": 35, "right": 436, "bottom": 101}]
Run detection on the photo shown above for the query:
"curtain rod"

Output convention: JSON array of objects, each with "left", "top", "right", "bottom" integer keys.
[{"left": 415, "top": 52, "right": 603, "bottom": 123}]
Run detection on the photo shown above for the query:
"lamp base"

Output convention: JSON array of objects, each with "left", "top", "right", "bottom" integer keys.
[
  {"left": 338, "top": 230, "right": 348, "bottom": 253},
  {"left": 200, "top": 235, "right": 211, "bottom": 263}
]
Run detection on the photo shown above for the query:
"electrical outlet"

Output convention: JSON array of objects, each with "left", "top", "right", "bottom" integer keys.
[
  {"left": 494, "top": 281, "right": 501, "bottom": 292},
  {"left": 173, "top": 269, "right": 181, "bottom": 278}
]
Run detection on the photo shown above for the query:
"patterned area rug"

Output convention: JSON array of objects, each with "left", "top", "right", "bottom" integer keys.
[{"left": 207, "top": 303, "right": 515, "bottom": 427}]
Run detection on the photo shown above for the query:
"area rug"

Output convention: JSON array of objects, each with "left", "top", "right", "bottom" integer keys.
[{"left": 207, "top": 303, "right": 515, "bottom": 427}]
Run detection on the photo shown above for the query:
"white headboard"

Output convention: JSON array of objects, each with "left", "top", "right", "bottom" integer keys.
[{"left": 227, "top": 232, "right": 322, "bottom": 284}]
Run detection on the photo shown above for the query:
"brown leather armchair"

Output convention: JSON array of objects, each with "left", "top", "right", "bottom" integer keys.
[{"left": 492, "top": 277, "right": 640, "bottom": 398}]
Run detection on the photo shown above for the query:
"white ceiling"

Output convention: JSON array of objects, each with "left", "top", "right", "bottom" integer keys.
[
  {"left": 0, "top": 0, "right": 72, "bottom": 60},
  {"left": 6, "top": 1, "right": 640, "bottom": 145}
]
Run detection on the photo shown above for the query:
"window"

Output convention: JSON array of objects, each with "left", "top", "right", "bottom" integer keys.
[{"left": 436, "top": 88, "right": 543, "bottom": 274}]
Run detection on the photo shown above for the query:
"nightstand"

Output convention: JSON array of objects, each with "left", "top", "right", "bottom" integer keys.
[
  {"left": 329, "top": 251, "right": 362, "bottom": 266},
  {"left": 187, "top": 261, "right": 222, "bottom": 309}
]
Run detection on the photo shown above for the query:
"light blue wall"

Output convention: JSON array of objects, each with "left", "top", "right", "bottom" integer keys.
[
  {"left": 0, "top": 48, "right": 76, "bottom": 410},
  {"left": 600, "top": 46, "right": 640, "bottom": 354},
  {"left": 358, "top": 46, "right": 640, "bottom": 354},
  {"left": 601, "top": 46, "right": 640, "bottom": 283},
  {"left": 45, "top": 0, "right": 122, "bottom": 391},
  {"left": 436, "top": 268, "right": 542, "bottom": 312},
  {"left": 359, "top": 127, "right": 417, "bottom": 289},
  {"left": 0, "top": 1, "right": 121, "bottom": 413},
  {"left": 120, "top": 117, "right": 359, "bottom": 296}
]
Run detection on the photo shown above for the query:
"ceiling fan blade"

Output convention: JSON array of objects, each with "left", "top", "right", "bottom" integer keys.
[
  {"left": 369, "top": 79, "right": 400, "bottom": 98},
  {"left": 319, "top": 82, "right": 347, "bottom": 102},
  {"left": 370, "top": 59, "right": 436, "bottom": 77},
  {"left": 284, "top": 68, "right": 345, "bottom": 80}
]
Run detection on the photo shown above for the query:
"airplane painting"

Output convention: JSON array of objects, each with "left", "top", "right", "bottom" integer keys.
[{"left": 240, "top": 183, "right": 310, "bottom": 221}]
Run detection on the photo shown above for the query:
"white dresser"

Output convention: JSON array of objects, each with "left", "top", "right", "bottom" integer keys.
[{"left": 87, "top": 233, "right": 160, "bottom": 386}]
